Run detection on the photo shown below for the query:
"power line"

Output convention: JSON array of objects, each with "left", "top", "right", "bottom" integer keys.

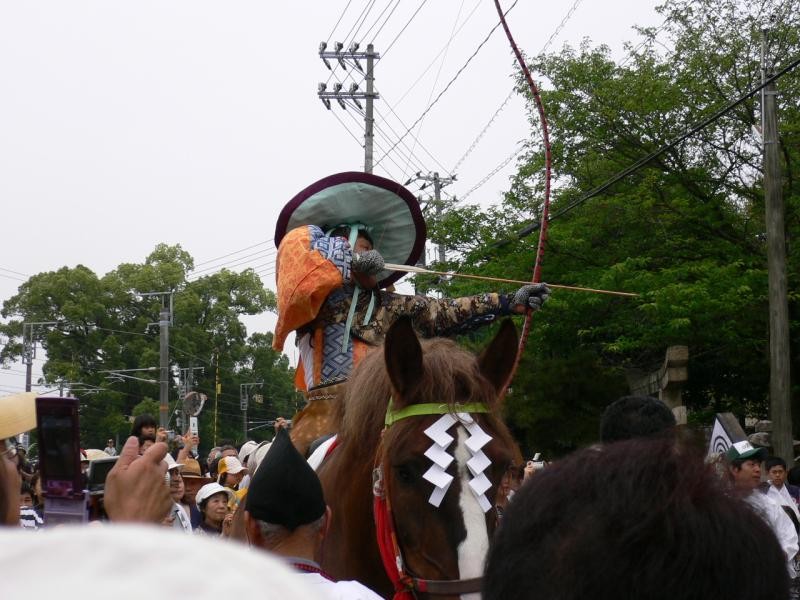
[
  {"left": 381, "top": 0, "right": 429, "bottom": 59},
  {"left": 0, "top": 266, "right": 29, "bottom": 277},
  {"left": 460, "top": 141, "right": 525, "bottom": 202},
  {"left": 192, "top": 240, "right": 271, "bottom": 269},
  {"left": 369, "top": 0, "right": 402, "bottom": 43},
  {"left": 361, "top": 0, "right": 399, "bottom": 43},
  {"left": 188, "top": 248, "right": 275, "bottom": 279},
  {"left": 374, "top": 0, "right": 519, "bottom": 169},
  {"left": 451, "top": 0, "right": 584, "bottom": 174},
  {"left": 346, "top": 0, "right": 379, "bottom": 49},
  {"left": 388, "top": 0, "right": 482, "bottom": 110},
  {"left": 400, "top": 0, "right": 468, "bottom": 179},
  {"left": 495, "top": 52, "right": 800, "bottom": 246},
  {"left": 326, "top": 0, "right": 355, "bottom": 45}
]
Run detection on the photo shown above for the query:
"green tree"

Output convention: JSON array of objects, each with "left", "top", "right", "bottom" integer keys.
[
  {"left": 423, "top": 0, "right": 800, "bottom": 454},
  {"left": 0, "top": 244, "right": 290, "bottom": 449}
]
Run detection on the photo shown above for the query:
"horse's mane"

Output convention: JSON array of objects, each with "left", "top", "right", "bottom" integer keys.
[{"left": 334, "top": 336, "right": 505, "bottom": 451}]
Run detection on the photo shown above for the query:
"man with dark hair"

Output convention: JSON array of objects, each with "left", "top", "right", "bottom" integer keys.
[
  {"left": 598, "top": 395, "right": 676, "bottom": 443},
  {"left": 244, "top": 428, "right": 382, "bottom": 599},
  {"left": 483, "top": 437, "right": 790, "bottom": 600},
  {"left": 765, "top": 455, "right": 800, "bottom": 530},
  {"left": 726, "top": 441, "right": 799, "bottom": 581}
]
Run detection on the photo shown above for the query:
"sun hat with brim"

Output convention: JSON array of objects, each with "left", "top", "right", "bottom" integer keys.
[
  {"left": 725, "top": 440, "right": 768, "bottom": 462},
  {"left": 238, "top": 440, "right": 258, "bottom": 465},
  {"left": 274, "top": 171, "right": 427, "bottom": 289},
  {"left": 195, "top": 482, "right": 234, "bottom": 506},
  {"left": 83, "top": 448, "right": 109, "bottom": 461},
  {"left": 218, "top": 456, "right": 245, "bottom": 475},
  {"left": 0, "top": 392, "right": 37, "bottom": 440}
]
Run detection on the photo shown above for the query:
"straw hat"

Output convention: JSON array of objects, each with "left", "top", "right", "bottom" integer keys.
[{"left": 0, "top": 392, "right": 37, "bottom": 439}]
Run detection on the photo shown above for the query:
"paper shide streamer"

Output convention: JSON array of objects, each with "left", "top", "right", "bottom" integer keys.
[{"left": 421, "top": 413, "right": 493, "bottom": 512}]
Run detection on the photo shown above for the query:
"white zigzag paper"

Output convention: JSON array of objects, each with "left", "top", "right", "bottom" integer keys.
[
  {"left": 467, "top": 451, "right": 491, "bottom": 477},
  {"left": 425, "top": 443, "right": 454, "bottom": 469}
]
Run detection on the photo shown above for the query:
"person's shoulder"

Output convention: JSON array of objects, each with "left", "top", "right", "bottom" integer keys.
[
  {"left": 303, "top": 574, "right": 383, "bottom": 600},
  {"left": 330, "top": 579, "right": 384, "bottom": 600}
]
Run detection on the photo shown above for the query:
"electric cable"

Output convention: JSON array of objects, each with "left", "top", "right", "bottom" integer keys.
[
  {"left": 374, "top": 0, "right": 519, "bottom": 169},
  {"left": 493, "top": 53, "right": 800, "bottom": 246}
]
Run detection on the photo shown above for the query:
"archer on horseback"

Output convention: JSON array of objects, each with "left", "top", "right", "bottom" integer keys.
[{"left": 272, "top": 171, "right": 550, "bottom": 454}]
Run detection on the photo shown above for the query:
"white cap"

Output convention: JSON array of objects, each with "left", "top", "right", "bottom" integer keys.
[
  {"left": 195, "top": 482, "right": 234, "bottom": 506},
  {"left": 163, "top": 453, "right": 184, "bottom": 471},
  {"left": 238, "top": 440, "right": 259, "bottom": 464},
  {"left": 218, "top": 456, "right": 245, "bottom": 475}
]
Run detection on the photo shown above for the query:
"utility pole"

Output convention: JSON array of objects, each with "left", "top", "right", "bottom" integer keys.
[
  {"left": 405, "top": 172, "right": 457, "bottom": 263},
  {"left": 364, "top": 44, "right": 376, "bottom": 173},
  {"left": 318, "top": 41, "right": 380, "bottom": 173},
  {"left": 214, "top": 349, "right": 220, "bottom": 447},
  {"left": 21, "top": 321, "right": 57, "bottom": 392},
  {"left": 761, "top": 29, "right": 792, "bottom": 465},
  {"left": 240, "top": 382, "right": 262, "bottom": 443},
  {"left": 140, "top": 292, "right": 173, "bottom": 429}
]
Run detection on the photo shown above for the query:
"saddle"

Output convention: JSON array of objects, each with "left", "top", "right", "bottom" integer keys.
[{"left": 290, "top": 380, "right": 347, "bottom": 457}]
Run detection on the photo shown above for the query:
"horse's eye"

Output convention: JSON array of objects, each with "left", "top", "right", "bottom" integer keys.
[{"left": 394, "top": 464, "right": 415, "bottom": 484}]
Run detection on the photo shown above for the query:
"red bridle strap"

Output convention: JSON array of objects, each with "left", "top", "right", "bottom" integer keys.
[{"left": 373, "top": 489, "right": 416, "bottom": 600}]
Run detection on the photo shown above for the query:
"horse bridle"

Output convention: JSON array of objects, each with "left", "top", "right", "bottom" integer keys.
[{"left": 372, "top": 401, "right": 491, "bottom": 599}]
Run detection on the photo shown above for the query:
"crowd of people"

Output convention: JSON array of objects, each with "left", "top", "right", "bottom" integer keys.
[{"left": 2, "top": 396, "right": 799, "bottom": 599}]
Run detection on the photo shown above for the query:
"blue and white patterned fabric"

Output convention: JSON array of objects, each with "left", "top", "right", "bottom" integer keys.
[{"left": 308, "top": 225, "right": 352, "bottom": 282}]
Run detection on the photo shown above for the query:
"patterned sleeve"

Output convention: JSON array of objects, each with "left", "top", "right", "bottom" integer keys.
[
  {"left": 383, "top": 291, "right": 515, "bottom": 338},
  {"left": 308, "top": 225, "right": 353, "bottom": 281}
]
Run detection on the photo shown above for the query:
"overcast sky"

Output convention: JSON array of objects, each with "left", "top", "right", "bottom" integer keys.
[{"left": 0, "top": 0, "right": 665, "bottom": 394}]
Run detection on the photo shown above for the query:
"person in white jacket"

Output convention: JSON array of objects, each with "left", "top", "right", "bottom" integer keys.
[{"left": 727, "top": 441, "right": 799, "bottom": 580}]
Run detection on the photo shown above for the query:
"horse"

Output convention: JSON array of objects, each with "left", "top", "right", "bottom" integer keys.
[{"left": 317, "top": 316, "right": 522, "bottom": 599}]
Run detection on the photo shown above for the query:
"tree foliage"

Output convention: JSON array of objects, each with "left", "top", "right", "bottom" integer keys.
[
  {"left": 424, "top": 0, "right": 800, "bottom": 456},
  {"left": 0, "top": 244, "right": 295, "bottom": 449}
]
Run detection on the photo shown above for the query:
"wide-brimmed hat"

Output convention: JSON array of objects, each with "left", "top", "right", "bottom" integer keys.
[
  {"left": 218, "top": 456, "right": 245, "bottom": 475},
  {"left": 274, "top": 171, "right": 426, "bottom": 289},
  {"left": 0, "top": 392, "right": 37, "bottom": 440}
]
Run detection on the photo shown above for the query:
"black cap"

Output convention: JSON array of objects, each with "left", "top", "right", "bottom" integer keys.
[{"left": 245, "top": 428, "right": 326, "bottom": 530}]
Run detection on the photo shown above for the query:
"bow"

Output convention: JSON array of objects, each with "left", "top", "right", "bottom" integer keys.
[{"left": 493, "top": 0, "right": 552, "bottom": 397}]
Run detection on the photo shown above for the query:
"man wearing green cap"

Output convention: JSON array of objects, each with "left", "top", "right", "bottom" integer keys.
[
  {"left": 727, "top": 440, "right": 799, "bottom": 580},
  {"left": 244, "top": 428, "right": 382, "bottom": 600}
]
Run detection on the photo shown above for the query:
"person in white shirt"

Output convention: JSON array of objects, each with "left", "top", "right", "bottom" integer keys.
[
  {"left": 765, "top": 455, "right": 800, "bottom": 530},
  {"left": 727, "top": 441, "right": 799, "bottom": 580},
  {"left": 244, "top": 427, "right": 382, "bottom": 600}
]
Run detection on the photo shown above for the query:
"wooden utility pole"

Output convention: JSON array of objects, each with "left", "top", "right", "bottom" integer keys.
[{"left": 762, "top": 29, "right": 793, "bottom": 465}]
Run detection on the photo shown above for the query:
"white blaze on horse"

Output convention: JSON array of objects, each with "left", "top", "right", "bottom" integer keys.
[{"left": 317, "top": 316, "right": 522, "bottom": 599}]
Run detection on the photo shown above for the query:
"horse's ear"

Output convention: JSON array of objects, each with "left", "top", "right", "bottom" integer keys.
[
  {"left": 478, "top": 319, "right": 518, "bottom": 394},
  {"left": 384, "top": 316, "right": 423, "bottom": 402}
]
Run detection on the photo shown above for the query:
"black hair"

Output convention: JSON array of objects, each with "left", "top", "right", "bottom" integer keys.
[
  {"left": 789, "top": 466, "right": 800, "bottom": 487},
  {"left": 483, "top": 438, "right": 789, "bottom": 600},
  {"left": 20, "top": 481, "right": 33, "bottom": 496},
  {"left": 131, "top": 414, "right": 157, "bottom": 437},
  {"left": 765, "top": 456, "right": 787, "bottom": 471},
  {"left": 329, "top": 226, "right": 373, "bottom": 246},
  {"left": 599, "top": 395, "right": 676, "bottom": 443}
]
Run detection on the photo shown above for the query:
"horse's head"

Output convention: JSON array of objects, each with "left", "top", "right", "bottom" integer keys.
[{"left": 373, "top": 316, "right": 520, "bottom": 598}]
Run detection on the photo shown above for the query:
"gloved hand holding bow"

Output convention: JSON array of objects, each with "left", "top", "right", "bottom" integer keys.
[
  {"left": 351, "top": 249, "right": 385, "bottom": 276},
  {"left": 512, "top": 283, "right": 551, "bottom": 314},
  {"left": 351, "top": 249, "right": 384, "bottom": 289}
]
